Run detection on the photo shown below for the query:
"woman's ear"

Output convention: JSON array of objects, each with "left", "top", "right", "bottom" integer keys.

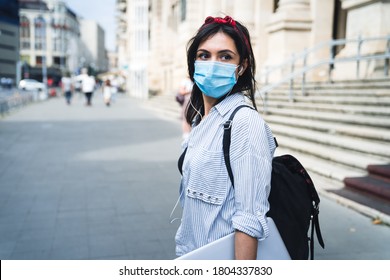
[{"left": 238, "top": 59, "right": 248, "bottom": 76}]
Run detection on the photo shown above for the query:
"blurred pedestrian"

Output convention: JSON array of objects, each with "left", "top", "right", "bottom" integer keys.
[
  {"left": 177, "top": 77, "right": 193, "bottom": 140},
  {"left": 61, "top": 71, "right": 73, "bottom": 105},
  {"left": 102, "top": 79, "right": 112, "bottom": 106},
  {"left": 175, "top": 15, "right": 276, "bottom": 260},
  {"left": 80, "top": 68, "right": 96, "bottom": 106}
]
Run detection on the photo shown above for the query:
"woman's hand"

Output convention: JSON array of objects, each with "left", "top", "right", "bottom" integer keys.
[{"left": 234, "top": 231, "right": 258, "bottom": 260}]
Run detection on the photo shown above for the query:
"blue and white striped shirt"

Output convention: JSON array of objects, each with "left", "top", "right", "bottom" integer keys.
[{"left": 175, "top": 93, "right": 277, "bottom": 256}]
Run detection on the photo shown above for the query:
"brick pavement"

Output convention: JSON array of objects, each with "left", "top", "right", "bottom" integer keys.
[
  {"left": 1, "top": 92, "right": 390, "bottom": 260},
  {"left": 0, "top": 93, "right": 183, "bottom": 260}
]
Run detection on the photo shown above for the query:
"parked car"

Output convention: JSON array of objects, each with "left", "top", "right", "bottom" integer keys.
[
  {"left": 18, "top": 79, "right": 48, "bottom": 100},
  {"left": 0, "top": 77, "right": 13, "bottom": 89},
  {"left": 18, "top": 79, "right": 46, "bottom": 92}
]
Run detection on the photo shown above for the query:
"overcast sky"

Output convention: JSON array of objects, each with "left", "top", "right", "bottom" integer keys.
[{"left": 63, "top": 0, "right": 117, "bottom": 52}]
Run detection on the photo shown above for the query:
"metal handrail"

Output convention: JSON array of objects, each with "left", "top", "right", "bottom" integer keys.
[{"left": 258, "top": 35, "right": 390, "bottom": 113}]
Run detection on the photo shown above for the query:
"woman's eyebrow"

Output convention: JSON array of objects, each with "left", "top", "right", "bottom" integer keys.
[
  {"left": 218, "top": 49, "right": 237, "bottom": 55},
  {"left": 197, "top": 49, "right": 237, "bottom": 55}
]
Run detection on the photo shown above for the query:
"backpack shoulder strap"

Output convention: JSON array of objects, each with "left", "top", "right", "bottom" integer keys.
[
  {"left": 177, "top": 147, "right": 187, "bottom": 175},
  {"left": 223, "top": 105, "right": 278, "bottom": 188},
  {"left": 223, "top": 105, "right": 254, "bottom": 187}
]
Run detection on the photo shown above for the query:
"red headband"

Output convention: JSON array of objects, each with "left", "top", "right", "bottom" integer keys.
[
  {"left": 204, "top": 16, "right": 237, "bottom": 28},
  {"left": 201, "top": 16, "right": 251, "bottom": 53}
]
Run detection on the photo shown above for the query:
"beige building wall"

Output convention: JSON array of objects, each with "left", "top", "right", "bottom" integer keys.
[
  {"left": 80, "top": 19, "right": 108, "bottom": 72},
  {"left": 126, "top": 0, "right": 149, "bottom": 99},
  {"left": 121, "top": 0, "right": 389, "bottom": 98}
]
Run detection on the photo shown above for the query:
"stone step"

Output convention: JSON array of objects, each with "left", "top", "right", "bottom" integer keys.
[
  {"left": 306, "top": 79, "right": 390, "bottom": 89},
  {"left": 273, "top": 134, "right": 388, "bottom": 171},
  {"left": 367, "top": 165, "right": 390, "bottom": 182},
  {"left": 267, "top": 95, "right": 390, "bottom": 106},
  {"left": 263, "top": 114, "right": 390, "bottom": 141},
  {"left": 265, "top": 101, "right": 390, "bottom": 116},
  {"left": 269, "top": 123, "right": 390, "bottom": 158},
  {"left": 274, "top": 146, "right": 366, "bottom": 185},
  {"left": 263, "top": 107, "right": 390, "bottom": 128},
  {"left": 142, "top": 98, "right": 181, "bottom": 122},
  {"left": 264, "top": 88, "right": 390, "bottom": 97},
  {"left": 272, "top": 146, "right": 390, "bottom": 219},
  {"left": 263, "top": 79, "right": 390, "bottom": 91},
  {"left": 344, "top": 175, "right": 390, "bottom": 201},
  {"left": 328, "top": 185, "right": 390, "bottom": 217}
]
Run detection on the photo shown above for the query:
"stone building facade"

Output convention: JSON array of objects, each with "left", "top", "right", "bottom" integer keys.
[
  {"left": 19, "top": 0, "right": 108, "bottom": 83},
  {"left": 0, "top": 0, "right": 19, "bottom": 84},
  {"left": 18, "top": 0, "right": 80, "bottom": 82},
  {"left": 117, "top": 0, "right": 390, "bottom": 99}
]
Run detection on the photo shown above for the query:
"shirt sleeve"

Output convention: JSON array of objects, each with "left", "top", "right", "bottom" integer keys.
[{"left": 230, "top": 109, "right": 275, "bottom": 240}]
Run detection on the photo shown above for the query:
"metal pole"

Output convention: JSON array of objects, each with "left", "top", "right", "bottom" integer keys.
[
  {"left": 302, "top": 48, "right": 307, "bottom": 96},
  {"left": 289, "top": 54, "right": 295, "bottom": 102},
  {"left": 385, "top": 36, "right": 390, "bottom": 76},
  {"left": 40, "top": 3, "right": 47, "bottom": 91},
  {"left": 356, "top": 35, "right": 362, "bottom": 79},
  {"left": 328, "top": 41, "right": 335, "bottom": 83}
]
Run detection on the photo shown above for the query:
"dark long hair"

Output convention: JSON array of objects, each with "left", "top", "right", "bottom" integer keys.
[{"left": 185, "top": 16, "right": 257, "bottom": 125}]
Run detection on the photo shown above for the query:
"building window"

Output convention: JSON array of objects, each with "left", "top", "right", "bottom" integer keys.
[
  {"left": 169, "top": 3, "right": 179, "bottom": 31},
  {"left": 180, "top": 0, "right": 186, "bottom": 21},
  {"left": 34, "top": 17, "right": 46, "bottom": 50},
  {"left": 20, "top": 55, "right": 30, "bottom": 65},
  {"left": 52, "top": 28, "right": 62, "bottom": 52},
  {"left": 53, "top": 56, "right": 61, "bottom": 65},
  {"left": 20, "top": 16, "right": 30, "bottom": 49},
  {"left": 36, "top": 56, "right": 43, "bottom": 65}
]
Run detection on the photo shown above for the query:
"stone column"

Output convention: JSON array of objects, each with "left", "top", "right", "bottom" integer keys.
[
  {"left": 203, "top": 0, "right": 222, "bottom": 17},
  {"left": 265, "top": 0, "right": 312, "bottom": 82},
  {"left": 309, "top": 0, "right": 335, "bottom": 81},
  {"left": 233, "top": 0, "right": 255, "bottom": 29},
  {"left": 276, "top": 0, "right": 310, "bottom": 11},
  {"left": 233, "top": 0, "right": 256, "bottom": 57},
  {"left": 333, "top": 0, "right": 390, "bottom": 79},
  {"left": 254, "top": 0, "right": 275, "bottom": 83}
]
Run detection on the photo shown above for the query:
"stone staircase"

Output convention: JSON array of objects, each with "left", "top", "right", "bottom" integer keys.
[
  {"left": 345, "top": 164, "right": 390, "bottom": 199},
  {"left": 144, "top": 93, "right": 183, "bottom": 122},
  {"left": 143, "top": 78, "right": 390, "bottom": 220},
  {"left": 258, "top": 79, "right": 390, "bottom": 217}
]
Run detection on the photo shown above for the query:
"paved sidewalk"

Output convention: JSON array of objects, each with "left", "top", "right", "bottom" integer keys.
[
  {"left": 1, "top": 93, "right": 389, "bottom": 260},
  {"left": 0, "top": 93, "right": 183, "bottom": 260}
]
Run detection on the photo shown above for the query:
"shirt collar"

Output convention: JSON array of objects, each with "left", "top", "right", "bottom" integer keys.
[{"left": 214, "top": 93, "right": 246, "bottom": 117}]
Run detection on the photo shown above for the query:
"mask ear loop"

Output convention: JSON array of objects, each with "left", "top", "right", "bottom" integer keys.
[
  {"left": 189, "top": 95, "right": 203, "bottom": 122},
  {"left": 223, "top": 64, "right": 240, "bottom": 100},
  {"left": 169, "top": 189, "right": 184, "bottom": 224}
]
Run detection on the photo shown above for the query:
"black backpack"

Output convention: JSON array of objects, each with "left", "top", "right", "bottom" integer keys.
[{"left": 223, "top": 105, "right": 325, "bottom": 260}]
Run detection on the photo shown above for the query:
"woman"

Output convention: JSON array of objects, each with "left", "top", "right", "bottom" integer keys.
[
  {"left": 61, "top": 72, "right": 73, "bottom": 105},
  {"left": 175, "top": 16, "right": 277, "bottom": 259},
  {"left": 178, "top": 76, "right": 193, "bottom": 140},
  {"left": 103, "top": 79, "right": 112, "bottom": 106}
]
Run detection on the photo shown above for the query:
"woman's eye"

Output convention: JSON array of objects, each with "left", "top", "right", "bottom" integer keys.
[
  {"left": 197, "top": 53, "right": 209, "bottom": 60},
  {"left": 221, "top": 54, "right": 232, "bottom": 61}
]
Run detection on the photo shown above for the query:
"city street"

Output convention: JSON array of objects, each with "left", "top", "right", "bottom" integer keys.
[{"left": 0, "top": 93, "right": 389, "bottom": 260}]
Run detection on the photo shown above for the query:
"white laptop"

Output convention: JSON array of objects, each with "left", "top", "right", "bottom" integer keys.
[{"left": 176, "top": 217, "right": 291, "bottom": 260}]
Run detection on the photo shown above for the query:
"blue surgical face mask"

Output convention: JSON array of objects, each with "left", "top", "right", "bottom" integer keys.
[{"left": 193, "top": 61, "right": 238, "bottom": 99}]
